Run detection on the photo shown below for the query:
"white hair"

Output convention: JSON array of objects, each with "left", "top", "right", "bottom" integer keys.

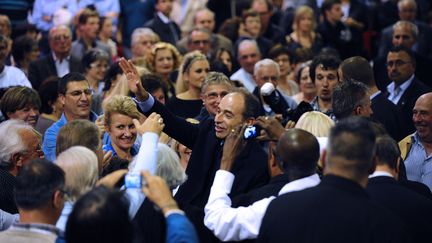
[
  {"left": 254, "top": 58, "right": 280, "bottom": 77},
  {"left": 393, "top": 20, "right": 419, "bottom": 39},
  {"left": 0, "top": 120, "right": 34, "bottom": 169},
  {"left": 156, "top": 143, "right": 187, "bottom": 189},
  {"left": 131, "top": 28, "right": 159, "bottom": 45},
  {"left": 55, "top": 146, "right": 98, "bottom": 201}
]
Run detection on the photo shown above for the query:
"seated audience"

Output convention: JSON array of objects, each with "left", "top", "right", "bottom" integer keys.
[
  {"left": 144, "top": 0, "right": 181, "bottom": 46},
  {"left": 130, "top": 28, "right": 159, "bottom": 64},
  {"left": 268, "top": 45, "right": 299, "bottom": 96}
]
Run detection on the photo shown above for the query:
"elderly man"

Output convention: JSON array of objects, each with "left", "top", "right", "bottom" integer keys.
[
  {"left": 252, "top": 59, "right": 297, "bottom": 116},
  {"left": 176, "top": 8, "right": 233, "bottom": 57},
  {"left": 120, "top": 58, "right": 269, "bottom": 241},
  {"left": 185, "top": 27, "right": 212, "bottom": 58},
  {"left": 205, "top": 127, "right": 320, "bottom": 241},
  {"left": 70, "top": 9, "right": 110, "bottom": 62},
  {"left": 42, "top": 72, "right": 98, "bottom": 161},
  {"left": 28, "top": 25, "right": 82, "bottom": 90},
  {"left": 374, "top": 21, "right": 432, "bottom": 90},
  {"left": 309, "top": 54, "right": 341, "bottom": 121},
  {"left": 399, "top": 92, "right": 432, "bottom": 192},
  {"left": 230, "top": 39, "right": 262, "bottom": 93},
  {"left": 378, "top": 0, "right": 432, "bottom": 59},
  {"left": 0, "top": 159, "right": 65, "bottom": 243},
  {"left": 384, "top": 46, "right": 431, "bottom": 136},
  {"left": 0, "top": 120, "right": 43, "bottom": 214},
  {"left": 130, "top": 28, "right": 159, "bottom": 61},
  {"left": 257, "top": 117, "right": 409, "bottom": 242}
]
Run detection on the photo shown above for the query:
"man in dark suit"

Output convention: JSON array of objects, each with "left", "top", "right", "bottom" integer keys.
[
  {"left": 374, "top": 21, "right": 432, "bottom": 90},
  {"left": 28, "top": 25, "right": 82, "bottom": 90},
  {"left": 340, "top": 56, "right": 404, "bottom": 140},
  {"left": 145, "top": 0, "right": 180, "bottom": 46},
  {"left": 367, "top": 135, "right": 432, "bottom": 243},
  {"left": 384, "top": 46, "right": 431, "bottom": 136},
  {"left": 257, "top": 117, "right": 409, "bottom": 243},
  {"left": 121, "top": 59, "right": 269, "bottom": 241}
]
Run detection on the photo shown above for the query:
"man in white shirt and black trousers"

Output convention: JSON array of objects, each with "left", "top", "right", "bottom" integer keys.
[{"left": 204, "top": 118, "right": 321, "bottom": 241}]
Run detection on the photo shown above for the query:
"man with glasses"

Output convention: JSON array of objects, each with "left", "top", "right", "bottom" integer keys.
[
  {"left": 28, "top": 25, "right": 82, "bottom": 90},
  {"left": 385, "top": 46, "right": 431, "bottom": 136},
  {"left": 252, "top": 59, "right": 297, "bottom": 116},
  {"left": 0, "top": 120, "right": 43, "bottom": 214},
  {"left": 42, "top": 72, "right": 98, "bottom": 161},
  {"left": 186, "top": 27, "right": 212, "bottom": 58}
]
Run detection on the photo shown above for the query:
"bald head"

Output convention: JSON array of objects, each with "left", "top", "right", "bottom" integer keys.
[
  {"left": 413, "top": 92, "right": 432, "bottom": 143},
  {"left": 276, "top": 129, "right": 319, "bottom": 176},
  {"left": 194, "top": 8, "right": 216, "bottom": 32},
  {"left": 339, "top": 56, "right": 374, "bottom": 87}
]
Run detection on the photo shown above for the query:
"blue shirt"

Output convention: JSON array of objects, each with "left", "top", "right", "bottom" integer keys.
[
  {"left": 386, "top": 75, "right": 414, "bottom": 105},
  {"left": 404, "top": 133, "right": 432, "bottom": 190},
  {"left": 42, "top": 112, "right": 99, "bottom": 162},
  {"left": 102, "top": 139, "right": 140, "bottom": 158},
  {"left": 31, "top": 0, "right": 77, "bottom": 31},
  {"left": 166, "top": 213, "right": 199, "bottom": 243}
]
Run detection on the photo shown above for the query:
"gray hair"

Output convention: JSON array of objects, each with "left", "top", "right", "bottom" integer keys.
[
  {"left": 55, "top": 146, "right": 98, "bottom": 201},
  {"left": 201, "top": 72, "right": 233, "bottom": 94},
  {"left": 156, "top": 143, "right": 187, "bottom": 189},
  {"left": 393, "top": 20, "right": 419, "bottom": 39},
  {"left": 237, "top": 39, "right": 261, "bottom": 58},
  {"left": 131, "top": 28, "right": 160, "bottom": 45},
  {"left": 398, "top": 0, "right": 416, "bottom": 12},
  {"left": 254, "top": 58, "right": 280, "bottom": 77},
  {"left": 0, "top": 120, "right": 35, "bottom": 169}
]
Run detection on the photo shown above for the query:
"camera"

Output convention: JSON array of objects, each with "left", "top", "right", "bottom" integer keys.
[
  {"left": 243, "top": 125, "right": 261, "bottom": 140},
  {"left": 125, "top": 173, "right": 143, "bottom": 189}
]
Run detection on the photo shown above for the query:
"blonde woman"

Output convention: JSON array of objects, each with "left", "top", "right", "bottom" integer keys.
[
  {"left": 285, "top": 6, "right": 322, "bottom": 57},
  {"left": 145, "top": 42, "right": 182, "bottom": 97},
  {"left": 166, "top": 51, "right": 209, "bottom": 118}
]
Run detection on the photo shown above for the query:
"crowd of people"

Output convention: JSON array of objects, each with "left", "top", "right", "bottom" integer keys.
[{"left": 0, "top": 0, "right": 431, "bottom": 242}]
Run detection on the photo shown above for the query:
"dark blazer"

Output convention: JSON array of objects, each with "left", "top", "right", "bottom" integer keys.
[
  {"left": 145, "top": 14, "right": 180, "bottom": 46},
  {"left": 367, "top": 176, "right": 432, "bottom": 243},
  {"left": 257, "top": 175, "right": 410, "bottom": 243},
  {"left": 143, "top": 101, "right": 270, "bottom": 207},
  {"left": 399, "top": 179, "right": 432, "bottom": 200},
  {"left": 371, "top": 92, "right": 404, "bottom": 141},
  {"left": 28, "top": 54, "right": 82, "bottom": 90},
  {"left": 0, "top": 169, "right": 17, "bottom": 214},
  {"left": 383, "top": 78, "right": 432, "bottom": 136}
]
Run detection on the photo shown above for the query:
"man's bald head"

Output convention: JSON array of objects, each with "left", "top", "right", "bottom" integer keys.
[
  {"left": 276, "top": 129, "right": 319, "bottom": 177},
  {"left": 413, "top": 92, "right": 432, "bottom": 143}
]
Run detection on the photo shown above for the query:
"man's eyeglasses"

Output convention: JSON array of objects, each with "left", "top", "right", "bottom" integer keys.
[
  {"left": 262, "top": 76, "right": 278, "bottom": 82},
  {"left": 192, "top": 40, "right": 210, "bottom": 45},
  {"left": 52, "top": 35, "right": 71, "bottom": 41},
  {"left": 386, "top": 60, "right": 411, "bottom": 68},
  {"left": 205, "top": 91, "right": 229, "bottom": 101},
  {"left": 66, "top": 89, "right": 94, "bottom": 97}
]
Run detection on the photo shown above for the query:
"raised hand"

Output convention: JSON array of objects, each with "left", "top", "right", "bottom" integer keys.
[
  {"left": 254, "top": 116, "right": 285, "bottom": 141},
  {"left": 220, "top": 124, "right": 247, "bottom": 171},
  {"left": 132, "top": 112, "right": 165, "bottom": 135},
  {"left": 119, "top": 58, "right": 148, "bottom": 101}
]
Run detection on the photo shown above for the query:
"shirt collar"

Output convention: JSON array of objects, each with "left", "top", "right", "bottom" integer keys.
[
  {"left": 369, "top": 171, "right": 394, "bottom": 178},
  {"left": 387, "top": 74, "right": 414, "bottom": 94},
  {"left": 11, "top": 223, "right": 62, "bottom": 236},
  {"left": 51, "top": 52, "right": 70, "bottom": 62},
  {"left": 370, "top": 90, "right": 381, "bottom": 100},
  {"left": 278, "top": 173, "right": 320, "bottom": 196},
  {"left": 157, "top": 11, "right": 171, "bottom": 24}
]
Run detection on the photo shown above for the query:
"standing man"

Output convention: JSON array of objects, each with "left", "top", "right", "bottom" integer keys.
[
  {"left": 42, "top": 72, "right": 97, "bottom": 161},
  {"left": 399, "top": 92, "right": 432, "bottom": 191},
  {"left": 251, "top": 0, "right": 284, "bottom": 44},
  {"left": 230, "top": 39, "right": 261, "bottom": 93},
  {"left": 28, "top": 25, "right": 82, "bottom": 90},
  {"left": 145, "top": 0, "right": 181, "bottom": 46}
]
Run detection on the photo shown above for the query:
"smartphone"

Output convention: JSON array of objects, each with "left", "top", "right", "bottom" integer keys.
[
  {"left": 125, "top": 173, "right": 142, "bottom": 189},
  {"left": 243, "top": 125, "right": 261, "bottom": 140}
]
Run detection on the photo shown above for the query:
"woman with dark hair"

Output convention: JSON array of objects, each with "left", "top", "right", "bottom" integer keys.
[
  {"left": 292, "top": 61, "right": 316, "bottom": 104},
  {"left": 102, "top": 61, "right": 123, "bottom": 98},
  {"left": 268, "top": 45, "right": 299, "bottom": 96},
  {"left": 141, "top": 73, "right": 168, "bottom": 104},
  {"left": 0, "top": 86, "right": 41, "bottom": 127},
  {"left": 35, "top": 77, "right": 63, "bottom": 135},
  {"left": 213, "top": 48, "right": 233, "bottom": 75},
  {"left": 12, "top": 35, "right": 39, "bottom": 76}
]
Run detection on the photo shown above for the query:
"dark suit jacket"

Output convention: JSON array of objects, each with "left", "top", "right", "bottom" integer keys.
[
  {"left": 28, "top": 54, "right": 82, "bottom": 90},
  {"left": 384, "top": 78, "right": 432, "bottom": 136},
  {"left": 145, "top": 15, "right": 180, "bottom": 46},
  {"left": 371, "top": 92, "right": 404, "bottom": 141},
  {"left": 257, "top": 175, "right": 410, "bottom": 243},
  {"left": 367, "top": 176, "right": 432, "bottom": 243},
  {"left": 399, "top": 179, "right": 432, "bottom": 200},
  {"left": 0, "top": 169, "right": 17, "bottom": 214}
]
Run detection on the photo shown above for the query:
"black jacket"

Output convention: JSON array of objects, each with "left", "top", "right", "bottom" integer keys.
[{"left": 144, "top": 14, "right": 180, "bottom": 46}]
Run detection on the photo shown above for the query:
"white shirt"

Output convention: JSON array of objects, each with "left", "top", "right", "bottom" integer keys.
[
  {"left": 204, "top": 170, "right": 320, "bottom": 241},
  {"left": 386, "top": 75, "right": 414, "bottom": 105},
  {"left": 52, "top": 52, "right": 70, "bottom": 78},
  {"left": 369, "top": 171, "right": 394, "bottom": 179},
  {"left": 0, "top": 65, "right": 32, "bottom": 89},
  {"left": 230, "top": 68, "right": 256, "bottom": 93}
]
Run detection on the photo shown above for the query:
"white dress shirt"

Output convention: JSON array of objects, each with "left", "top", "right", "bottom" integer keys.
[
  {"left": 204, "top": 170, "right": 320, "bottom": 241},
  {"left": 230, "top": 68, "right": 256, "bottom": 93},
  {"left": 0, "top": 66, "right": 31, "bottom": 89},
  {"left": 52, "top": 52, "right": 70, "bottom": 78}
]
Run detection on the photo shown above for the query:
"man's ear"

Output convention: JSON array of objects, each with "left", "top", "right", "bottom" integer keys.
[
  {"left": 59, "top": 94, "right": 66, "bottom": 106},
  {"left": 11, "top": 153, "right": 22, "bottom": 168},
  {"left": 52, "top": 190, "right": 64, "bottom": 209}
]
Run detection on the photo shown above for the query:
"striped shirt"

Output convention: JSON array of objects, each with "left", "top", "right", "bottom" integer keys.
[{"left": 404, "top": 133, "right": 432, "bottom": 190}]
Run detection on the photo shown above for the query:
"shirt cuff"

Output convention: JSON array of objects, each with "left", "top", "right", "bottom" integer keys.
[
  {"left": 133, "top": 93, "right": 155, "bottom": 113},
  {"left": 213, "top": 170, "right": 235, "bottom": 194},
  {"left": 164, "top": 209, "right": 185, "bottom": 218}
]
